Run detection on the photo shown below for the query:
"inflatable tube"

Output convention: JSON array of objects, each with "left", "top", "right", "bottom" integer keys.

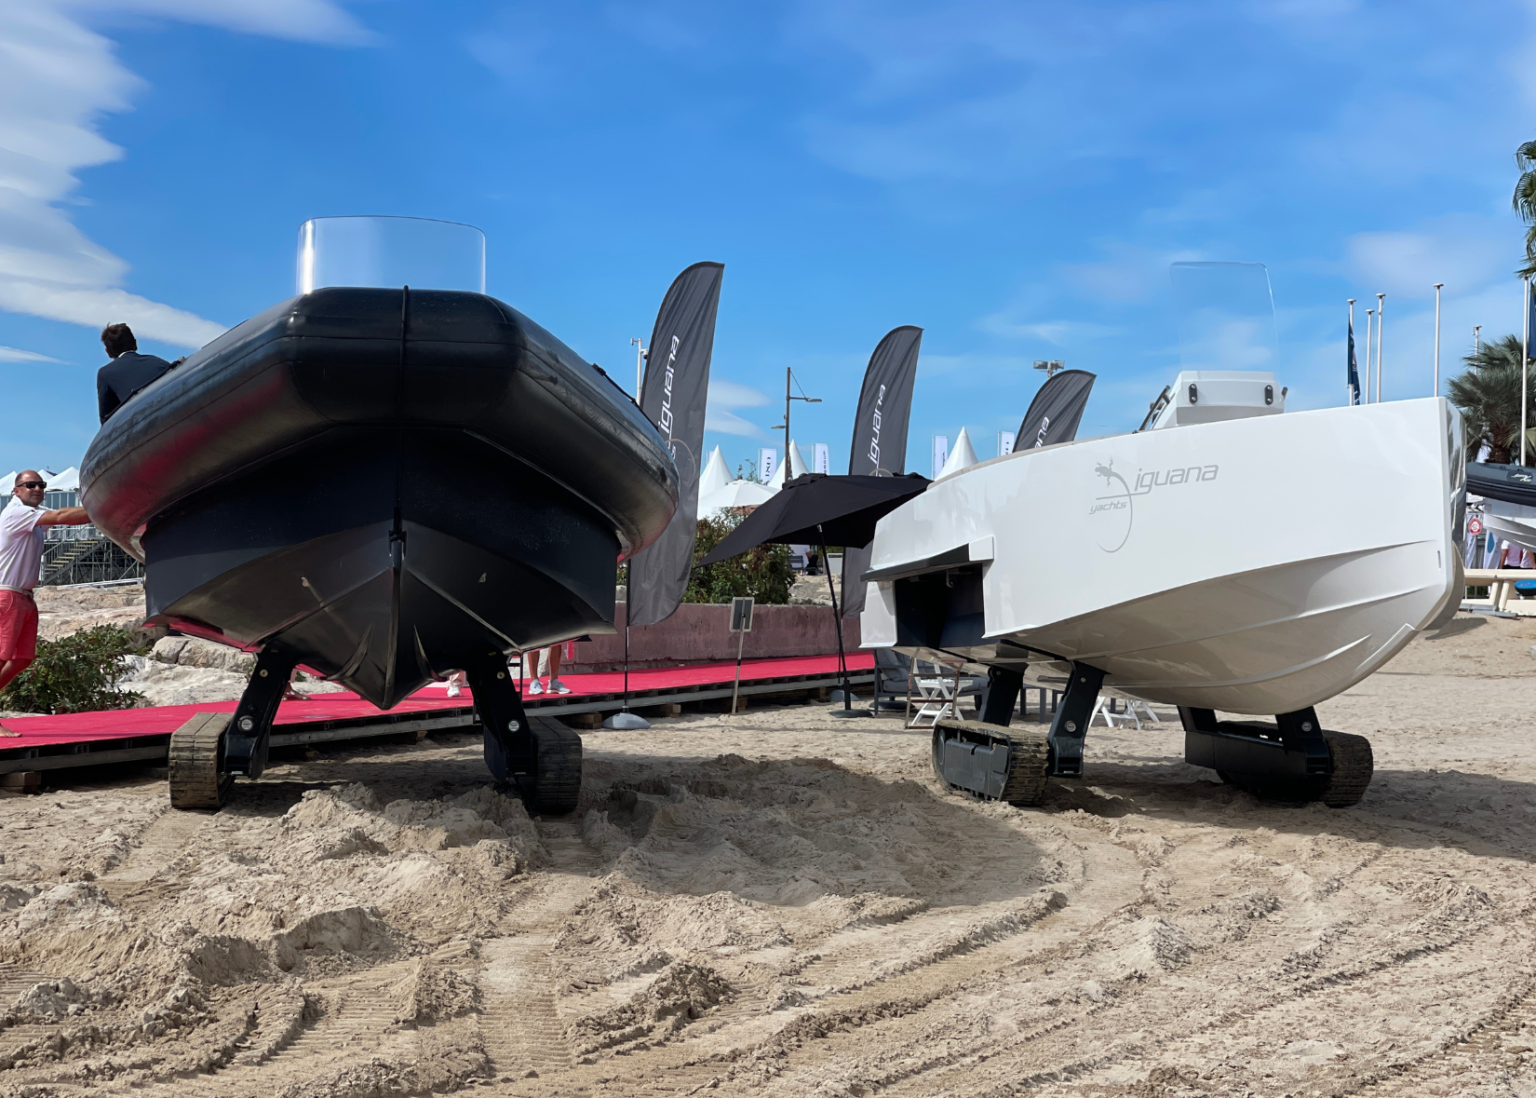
[{"left": 81, "top": 287, "right": 678, "bottom": 708}]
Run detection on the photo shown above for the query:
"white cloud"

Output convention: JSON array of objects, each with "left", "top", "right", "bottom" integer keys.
[
  {"left": 706, "top": 377, "right": 771, "bottom": 436},
  {"left": 0, "top": 345, "right": 63, "bottom": 363},
  {"left": 1345, "top": 218, "right": 1517, "bottom": 302},
  {"left": 64, "top": 0, "right": 373, "bottom": 45},
  {"left": 0, "top": 1, "right": 365, "bottom": 348}
]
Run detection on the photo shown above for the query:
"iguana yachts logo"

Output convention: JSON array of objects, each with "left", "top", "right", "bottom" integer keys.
[{"left": 1089, "top": 459, "right": 1219, "bottom": 553}]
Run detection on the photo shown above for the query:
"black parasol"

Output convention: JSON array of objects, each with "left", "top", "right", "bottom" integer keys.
[
  {"left": 699, "top": 472, "right": 929, "bottom": 716},
  {"left": 698, "top": 473, "right": 928, "bottom": 565}
]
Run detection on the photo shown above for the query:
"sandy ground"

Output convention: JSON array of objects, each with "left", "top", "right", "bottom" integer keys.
[{"left": 4, "top": 612, "right": 1536, "bottom": 1096}]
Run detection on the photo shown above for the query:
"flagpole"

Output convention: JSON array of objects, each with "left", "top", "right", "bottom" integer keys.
[
  {"left": 1433, "top": 283, "right": 1443, "bottom": 397},
  {"left": 1523, "top": 276, "right": 1530, "bottom": 467},
  {"left": 1376, "top": 292, "right": 1386, "bottom": 403},
  {"left": 1370, "top": 307, "right": 1382, "bottom": 402}
]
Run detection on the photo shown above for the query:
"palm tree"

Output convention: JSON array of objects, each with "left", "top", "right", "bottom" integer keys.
[
  {"left": 1515, "top": 140, "right": 1536, "bottom": 276},
  {"left": 1447, "top": 334, "right": 1532, "bottom": 464}
]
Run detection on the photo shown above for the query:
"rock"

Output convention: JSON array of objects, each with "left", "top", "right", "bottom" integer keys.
[{"left": 150, "top": 636, "right": 257, "bottom": 674}]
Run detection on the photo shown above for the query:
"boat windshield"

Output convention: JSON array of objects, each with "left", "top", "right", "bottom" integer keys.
[
  {"left": 296, "top": 216, "right": 486, "bottom": 294},
  {"left": 1170, "top": 261, "right": 1278, "bottom": 372}
]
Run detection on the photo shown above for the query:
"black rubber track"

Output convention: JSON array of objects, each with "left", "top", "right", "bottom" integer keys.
[
  {"left": 168, "top": 712, "right": 231, "bottom": 810},
  {"left": 528, "top": 716, "right": 583, "bottom": 816},
  {"left": 932, "top": 721, "right": 1052, "bottom": 808},
  {"left": 1319, "top": 730, "right": 1374, "bottom": 808}
]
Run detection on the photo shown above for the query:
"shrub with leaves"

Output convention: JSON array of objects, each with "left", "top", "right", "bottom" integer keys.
[
  {"left": 685, "top": 514, "right": 793, "bottom": 605},
  {"left": 0, "top": 625, "right": 145, "bottom": 714}
]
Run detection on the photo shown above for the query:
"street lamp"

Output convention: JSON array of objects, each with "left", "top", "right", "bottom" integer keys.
[
  {"left": 629, "top": 338, "right": 646, "bottom": 398},
  {"left": 771, "top": 368, "right": 821, "bottom": 468},
  {"left": 1033, "top": 359, "right": 1065, "bottom": 378}
]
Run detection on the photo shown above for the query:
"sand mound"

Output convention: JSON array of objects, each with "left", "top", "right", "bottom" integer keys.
[{"left": 4, "top": 620, "right": 1536, "bottom": 1094}]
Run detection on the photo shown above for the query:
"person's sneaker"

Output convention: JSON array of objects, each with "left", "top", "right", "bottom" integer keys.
[
  {"left": 446, "top": 682, "right": 461, "bottom": 698},
  {"left": 549, "top": 678, "right": 572, "bottom": 695},
  {"left": 526, "top": 679, "right": 545, "bottom": 696}
]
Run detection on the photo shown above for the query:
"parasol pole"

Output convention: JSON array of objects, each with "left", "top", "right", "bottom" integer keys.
[
  {"left": 821, "top": 525, "right": 862, "bottom": 718},
  {"left": 603, "top": 569, "right": 649, "bottom": 729}
]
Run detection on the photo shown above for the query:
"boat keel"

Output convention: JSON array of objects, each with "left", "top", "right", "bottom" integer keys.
[{"left": 1180, "top": 706, "right": 1373, "bottom": 807}]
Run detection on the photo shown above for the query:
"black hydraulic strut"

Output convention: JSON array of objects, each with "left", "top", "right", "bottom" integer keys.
[
  {"left": 224, "top": 647, "right": 298, "bottom": 779},
  {"left": 1047, "top": 662, "right": 1105, "bottom": 777}
]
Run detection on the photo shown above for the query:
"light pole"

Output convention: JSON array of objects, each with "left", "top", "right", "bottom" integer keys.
[
  {"left": 1033, "top": 359, "right": 1065, "bottom": 378},
  {"left": 1475, "top": 325, "right": 1482, "bottom": 354},
  {"left": 772, "top": 367, "right": 821, "bottom": 471},
  {"left": 630, "top": 337, "right": 646, "bottom": 398},
  {"left": 1375, "top": 292, "right": 1385, "bottom": 403},
  {"left": 1524, "top": 277, "right": 1531, "bottom": 466},
  {"left": 1433, "top": 283, "right": 1443, "bottom": 397}
]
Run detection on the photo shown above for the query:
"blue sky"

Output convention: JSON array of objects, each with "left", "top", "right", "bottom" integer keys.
[{"left": 2, "top": 0, "right": 1534, "bottom": 478}]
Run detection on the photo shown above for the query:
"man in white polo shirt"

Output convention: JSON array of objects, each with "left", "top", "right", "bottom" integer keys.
[{"left": 0, "top": 471, "right": 89, "bottom": 703}]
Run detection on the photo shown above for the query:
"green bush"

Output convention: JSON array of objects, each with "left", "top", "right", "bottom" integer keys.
[
  {"left": 685, "top": 514, "right": 794, "bottom": 605},
  {"left": 0, "top": 625, "right": 145, "bottom": 714}
]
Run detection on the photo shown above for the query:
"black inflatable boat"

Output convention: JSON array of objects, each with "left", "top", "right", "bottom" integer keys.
[
  {"left": 82, "top": 287, "right": 678, "bottom": 809},
  {"left": 1467, "top": 461, "right": 1536, "bottom": 507}
]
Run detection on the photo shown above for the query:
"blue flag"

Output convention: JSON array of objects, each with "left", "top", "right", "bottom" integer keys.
[
  {"left": 1528, "top": 277, "right": 1536, "bottom": 357},
  {"left": 1347, "top": 314, "right": 1361, "bottom": 405}
]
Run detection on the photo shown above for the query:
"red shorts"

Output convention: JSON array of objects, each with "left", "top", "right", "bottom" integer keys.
[{"left": 0, "top": 591, "right": 38, "bottom": 662}]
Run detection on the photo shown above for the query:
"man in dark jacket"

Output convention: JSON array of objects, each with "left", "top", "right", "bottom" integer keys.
[{"left": 97, "top": 323, "right": 174, "bottom": 423}]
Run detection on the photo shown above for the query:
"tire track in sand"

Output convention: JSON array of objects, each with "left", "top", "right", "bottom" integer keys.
[{"left": 479, "top": 817, "right": 604, "bottom": 1082}]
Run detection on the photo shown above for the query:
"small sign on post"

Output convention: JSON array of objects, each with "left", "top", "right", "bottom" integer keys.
[{"left": 729, "top": 596, "right": 754, "bottom": 714}]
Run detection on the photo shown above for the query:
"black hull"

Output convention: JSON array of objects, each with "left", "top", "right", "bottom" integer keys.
[
  {"left": 1468, "top": 461, "right": 1536, "bottom": 508},
  {"left": 82, "top": 288, "right": 677, "bottom": 710}
]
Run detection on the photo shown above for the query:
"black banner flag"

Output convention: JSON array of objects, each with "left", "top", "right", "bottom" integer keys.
[
  {"left": 627, "top": 261, "right": 725, "bottom": 627},
  {"left": 1016, "top": 369, "right": 1096, "bottom": 450},
  {"left": 841, "top": 325, "right": 922, "bottom": 617}
]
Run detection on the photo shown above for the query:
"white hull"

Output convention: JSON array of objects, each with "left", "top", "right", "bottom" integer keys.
[
  {"left": 862, "top": 398, "right": 1464, "bottom": 715},
  {"left": 1480, "top": 500, "right": 1536, "bottom": 556}
]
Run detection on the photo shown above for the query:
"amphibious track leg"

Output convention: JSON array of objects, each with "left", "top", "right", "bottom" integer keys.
[
  {"left": 224, "top": 648, "right": 298, "bottom": 780},
  {"left": 168, "top": 712, "right": 233, "bottom": 810},
  {"left": 932, "top": 719, "right": 1051, "bottom": 806},
  {"left": 1180, "top": 706, "right": 1374, "bottom": 807},
  {"left": 1045, "top": 662, "right": 1105, "bottom": 777},
  {"left": 980, "top": 666, "right": 1025, "bottom": 726},
  {"left": 465, "top": 652, "right": 582, "bottom": 816}
]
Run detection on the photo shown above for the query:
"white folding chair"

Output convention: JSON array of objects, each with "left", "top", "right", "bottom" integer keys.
[{"left": 1091, "top": 696, "right": 1162, "bottom": 729}]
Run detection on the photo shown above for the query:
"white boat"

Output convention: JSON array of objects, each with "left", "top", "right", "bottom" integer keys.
[
  {"left": 861, "top": 371, "right": 1465, "bottom": 806},
  {"left": 1478, "top": 501, "right": 1536, "bottom": 558}
]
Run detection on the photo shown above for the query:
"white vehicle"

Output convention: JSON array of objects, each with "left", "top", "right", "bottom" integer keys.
[{"left": 862, "top": 370, "right": 1464, "bottom": 808}]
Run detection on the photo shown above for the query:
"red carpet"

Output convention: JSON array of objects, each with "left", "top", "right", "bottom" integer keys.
[{"left": 1, "top": 653, "right": 874, "bottom": 750}]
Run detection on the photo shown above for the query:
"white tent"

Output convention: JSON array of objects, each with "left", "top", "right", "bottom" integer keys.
[
  {"left": 937, "top": 428, "right": 979, "bottom": 478},
  {"left": 698, "top": 447, "right": 732, "bottom": 503},
  {"left": 0, "top": 468, "right": 65, "bottom": 492},
  {"left": 767, "top": 440, "right": 810, "bottom": 491},
  {"left": 697, "top": 478, "right": 775, "bottom": 518}
]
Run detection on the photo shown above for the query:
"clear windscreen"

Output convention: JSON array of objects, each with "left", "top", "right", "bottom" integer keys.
[
  {"left": 1170, "top": 261, "right": 1278, "bottom": 371},
  {"left": 296, "top": 216, "right": 486, "bottom": 294}
]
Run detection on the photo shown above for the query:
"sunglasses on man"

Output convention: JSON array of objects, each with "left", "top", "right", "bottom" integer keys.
[{"left": 16, "top": 482, "right": 46, "bottom": 491}]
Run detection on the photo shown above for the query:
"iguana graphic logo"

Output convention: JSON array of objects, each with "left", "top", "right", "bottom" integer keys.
[{"left": 1089, "top": 459, "right": 1133, "bottom": 552}]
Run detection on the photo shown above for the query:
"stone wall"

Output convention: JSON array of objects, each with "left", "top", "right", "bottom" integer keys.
[{"left": 557, "top": 602, "right": 861, "bottom": 671}]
